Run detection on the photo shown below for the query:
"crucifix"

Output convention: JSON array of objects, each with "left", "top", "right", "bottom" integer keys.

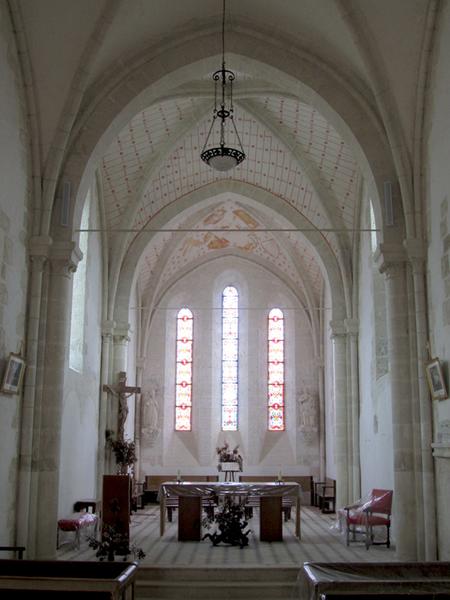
[{"left": 103, "top": 371, "right": 141, "bottom": 441}]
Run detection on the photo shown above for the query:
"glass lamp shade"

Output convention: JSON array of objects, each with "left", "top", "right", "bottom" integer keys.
[{"left": 201, "top": 145, "right": 245, "bottom": 172}]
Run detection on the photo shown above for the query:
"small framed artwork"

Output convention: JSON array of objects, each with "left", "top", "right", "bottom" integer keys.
[
  {"left": 1, "top": 353, "right": 26, "bottom": 395},
  {"left": 425, "top": 357, "right": 448, "bottom": 400}
]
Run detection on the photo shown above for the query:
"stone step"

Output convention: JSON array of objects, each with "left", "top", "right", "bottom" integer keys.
[{"left": 136, "top": 566, "right": 301, "bottom": 600}]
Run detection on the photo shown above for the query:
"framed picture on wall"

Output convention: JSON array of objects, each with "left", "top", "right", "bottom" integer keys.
[
  {"left": 425, "top": 357, "right": 448, "bottom": 400},
  {"left": 1, "top": 353, "right": 26, "bottom": 395}
]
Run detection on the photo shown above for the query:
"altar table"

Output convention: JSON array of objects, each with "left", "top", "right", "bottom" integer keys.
[{"left": 159, "top": 481, "right": 301, "bottom": 540}]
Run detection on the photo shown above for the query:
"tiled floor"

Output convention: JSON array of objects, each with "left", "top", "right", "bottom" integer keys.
[{"left": 56, "top": 503, "right": 397, "bottom": 566}]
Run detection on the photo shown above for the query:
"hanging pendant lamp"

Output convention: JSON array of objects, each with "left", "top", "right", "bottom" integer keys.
[{"left": 200, "top": 0, "right": 245, "bottom": 172}]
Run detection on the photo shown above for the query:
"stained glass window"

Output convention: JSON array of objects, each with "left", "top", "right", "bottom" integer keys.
[
  {"left": 268, "top": 308, "right": 285, "bottom": 430},
  {"left": 175, "top": 308, "right": 193, "bottom": 431},
  {"left": 222, "top": 286, "right": 238, "bottom": 430}
]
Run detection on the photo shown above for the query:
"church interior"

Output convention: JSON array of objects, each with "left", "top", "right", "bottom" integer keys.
[{"left": 1, "top": 0, "right": 450, "bottom": 596}]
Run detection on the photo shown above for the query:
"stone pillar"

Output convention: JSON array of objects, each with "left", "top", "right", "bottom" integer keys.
[
  {"left": 97, "top": 320, "right": 115, "bottom": 484},
  {"left": 135, "top": 356, "right": 146, "bottom": 481},
  {"left": 109, "top": 324, "right": 130, "bottom": 435},
  {"left": 35, "top": 241, "right": 82, "bottom": 559},
  {"left": 315, "top": 356, "right": 326, "bottom": 480},
  {"left": 16, "top": 237, "right": 50, "bottom": 555},
  {"left": 330, "top": 319, "right": 349, "bottom": 509},
  {"left": 405, "top": 238, "right": 437, "bottom": 560},
  {"left": 376, "top": 245, "right": 417, "bottom": 560},
  {"left": 345, "top": 318, "right": 360, "bottom": 502}
]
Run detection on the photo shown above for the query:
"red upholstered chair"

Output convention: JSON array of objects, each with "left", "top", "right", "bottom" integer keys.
[{"left": 342, "top": 488, "right": 393, "bottom": 550}]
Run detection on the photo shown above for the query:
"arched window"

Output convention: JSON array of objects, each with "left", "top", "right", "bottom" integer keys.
[
  {"left": 175, "top": 308, "right": 193, "bottom": 431},
  {"left": 268, "top": 308, "right": 285, "bottom": 430},
  {"left": 222, "top": 286, "right": 239, "bottom": 431}
]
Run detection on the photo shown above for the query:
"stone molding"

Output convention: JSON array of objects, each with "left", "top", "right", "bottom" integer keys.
[
  {"left": 330, "top": 319, "right": 347, "bottom": 338},
  {"left": 102, "top": 319, "right": 116, "bottom": 338},
  {"left": 49, "top": 240, "right": 82, "bottom": 277},
  {"left": 374, "top": 242, "right": 407, "bottom": 274},
  {"left": 431, "top": 443, "right": 450, "bottom": 459},
  {"left": 344, "top": 318, "right": 359, "bottom": 336}
]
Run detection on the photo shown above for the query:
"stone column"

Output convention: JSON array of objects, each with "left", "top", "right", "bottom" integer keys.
[
  {"left": 330, "top": 319, "right": 349, "bottom": 509},
  {"left": 315, "top": 356, "right": 326, "bottom": 480},
  {"left": 35, "top": 241, "right": 82, "bottom": 559},
  {"left": 97, "top": 320, "right": 115, "bottom": 484},
  {"left": 376, "top": 245, "right": 417, "bottom": 560},
  {"left": 135, "top": 355, "right": 146, "bottom": 481},
  {"left": 109, "top": 324, "right": 130, "bottom": 435},
  {"left": 345, "top": 318, "right": 360, "bottom": 501},
  {"left": 405, "top": 238, "right": 437, "bottom": 560},
  {"left": 16, "top": 237, "right": 50, "bottom": 556}
]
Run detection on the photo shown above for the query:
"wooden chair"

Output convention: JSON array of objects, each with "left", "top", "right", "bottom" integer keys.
[
  {"left": 341, "top": 488, "right": 393, "bottom": 549},
  {"left": 313, "top": 478, "right": 336, "bottom": 513}
]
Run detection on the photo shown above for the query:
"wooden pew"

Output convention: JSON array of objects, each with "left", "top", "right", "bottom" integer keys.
[
  {"left": 313, "top": 477, "right": 336, "bottom": 513},
  {"left": 239, "top": 476, "right": 308, "bottom": 521},
  {"left": 145, "top": 475, "right": 219, "bottom": 520}
]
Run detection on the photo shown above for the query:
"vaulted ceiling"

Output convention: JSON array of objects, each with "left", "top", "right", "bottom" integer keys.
[{"left": 15, "top": 0, "right": 432, "bottom": 320}]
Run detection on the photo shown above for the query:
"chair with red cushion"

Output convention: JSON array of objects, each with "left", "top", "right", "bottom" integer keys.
[{"left": 342, "top": 488, "right": 393, "bottom": 550}]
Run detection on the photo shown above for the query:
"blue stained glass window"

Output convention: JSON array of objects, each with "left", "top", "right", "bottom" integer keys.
[
  {"left": 268, "top": 308, "right": 285, "bottom": 430},
  {"left": 222, "top": 286, "right": 238, "bottom": 430},
  {"left": 175, "top": 308, "right": 193, "bottom": 431}
]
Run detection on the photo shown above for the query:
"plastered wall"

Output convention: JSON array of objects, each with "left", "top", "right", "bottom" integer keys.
[
  {"left": 0, "top": 5, "right": 31, "bottom": 545},
  {"left": 139, "top": 255, "right": 320, "bottom": 478},
  {"left": 426, "top": 2, "right": 450, "bottom": 559},
  {"left": 58, "top": 193, "right": 103, "bottom": 516}
]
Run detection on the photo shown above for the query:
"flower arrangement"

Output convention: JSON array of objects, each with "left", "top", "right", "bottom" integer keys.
[
  {"left": 106, "top": 430, "right": 137, "bottom": 475},
  {"left": 202, "top": 496, "right": 251, "bottom": 548},
  {"left": 87, "top": 497, "right": 145, "bottom": 562},
  {"left": 216, "top": 441, "right": 243, "bottom": 471}
]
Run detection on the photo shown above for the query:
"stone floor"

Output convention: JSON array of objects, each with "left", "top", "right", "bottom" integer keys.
[{"left": 56, "top": 503, "right": 397, "bottom": 566}]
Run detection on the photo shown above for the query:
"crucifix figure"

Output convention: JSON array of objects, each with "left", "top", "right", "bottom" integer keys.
[{"left": 103, "top": 371, "right": 141, "bottom": 441}]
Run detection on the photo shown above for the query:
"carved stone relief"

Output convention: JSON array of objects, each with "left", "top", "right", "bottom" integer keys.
[{"left": 141, "top": 378, "right": 161, "bottom": 447}]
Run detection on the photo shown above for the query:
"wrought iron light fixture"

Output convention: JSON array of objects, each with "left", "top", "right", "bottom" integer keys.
[{"left": 200, "top": 0, "right": 245, "bottom": 172}]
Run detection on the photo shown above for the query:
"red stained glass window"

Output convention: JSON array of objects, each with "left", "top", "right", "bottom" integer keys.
[
  {"left": 175, "top": 308, "right": 193, "bottom": 431},
  {"left": 268, "top": 308, "right": 285, "bottom": 430},
  {"left": 222, "top": 286, "right": 238, "bottom": 430}
]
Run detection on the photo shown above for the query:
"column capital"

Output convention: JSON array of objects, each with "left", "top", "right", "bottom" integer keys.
[
  {"left": 102, "top": 320, "right": 116, "bottom": 337},
  {"left": 374, "top": 242, "right": 407, "bottom": 275},
  {"left": 29, "top": 235, "right": 52, "bottom": 259},
  {"left": 113, "top": 322, "right": 131, "bottom": 344},
  {"left": 344, "top": 318, "right": 359, "bottom": 336},
  {"left": 403, "top": 237, "right": 425, "bottom": 267},
  {"left": 330, "top": 319, "right": 347, "bottom": 338},
  {"left": 49, "top": 241, "right": 83, "bottom": 277}
]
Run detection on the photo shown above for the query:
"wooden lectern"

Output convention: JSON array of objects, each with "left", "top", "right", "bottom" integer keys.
[{"left": 102, "top": 475, "right": 131, "bottom": 542}]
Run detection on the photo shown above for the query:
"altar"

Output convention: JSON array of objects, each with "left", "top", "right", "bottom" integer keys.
[{"left": 159, "top": 481, "right": 301, "bottom": 541}]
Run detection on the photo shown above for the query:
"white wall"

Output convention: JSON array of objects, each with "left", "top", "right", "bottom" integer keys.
[
  {"left": 58, "top": 191, "right": 103, "bottom": 516},
  {"left": 140, "top": 255, "right": 320, "bottom": 479},
  {"left": 358, "top": 195, "right": 393, "bottom": 496},
  {"left": 426, "top": 2, "right": 450, "bottom": 559},
  {"left": 0, "top": 5, "right": 31, "bottom": 545},
  {"left": 323, "top": 283, "right": 335, "bottom": 480}
]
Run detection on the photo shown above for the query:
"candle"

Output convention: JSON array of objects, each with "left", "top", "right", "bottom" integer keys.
[
  {"left": 277, "top": 469, "right": 282, "bottom": 482},
  {"left": 177, "top": 469, "right": 181, "bottom": 482}
]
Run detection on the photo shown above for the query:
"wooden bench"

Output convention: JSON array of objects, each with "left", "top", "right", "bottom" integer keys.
[
  {"left": 313, "top": 478, "right": 336, "bottom": 513},
  {"left": 57, "top": 512, "right": 98, "bottom": 549},
  {"left": 146, "top": 475, "right": 219, "bottom": 521},
  {"left": 239, "top": 476, "right": 309, "bottom": 521}
]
